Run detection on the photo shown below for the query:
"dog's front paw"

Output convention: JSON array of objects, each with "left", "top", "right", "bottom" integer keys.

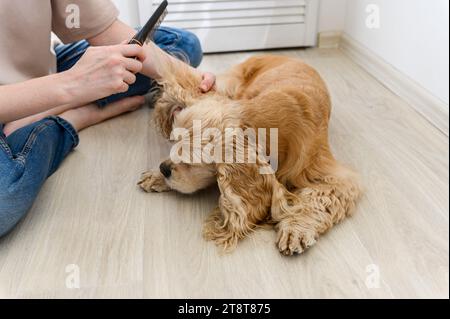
[
  {"left": 138, "top": 170, "right": 171, "bottom": 193},
  {"left": 276, "top": 220, "right": 317, "bottom": 256}
]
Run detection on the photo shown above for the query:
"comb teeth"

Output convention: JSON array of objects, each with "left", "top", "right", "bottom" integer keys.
[{"left": 146, "top": 9, "right": 168, "bottom": 43}]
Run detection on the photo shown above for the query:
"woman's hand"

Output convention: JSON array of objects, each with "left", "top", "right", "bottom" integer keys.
[
  {"left": 200, "top": 72, "right": 216, "bottom": 93},
  {"left": 66, "top": 44, "right": 147, "bottom": 104}
]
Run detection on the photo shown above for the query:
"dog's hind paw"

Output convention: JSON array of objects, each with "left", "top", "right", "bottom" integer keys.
[
  {"left": 276, "top": 222, "right": 317, "bottom": 256},
  {"left": 138, "top": 170, "right": 171, "bottom": 193}
]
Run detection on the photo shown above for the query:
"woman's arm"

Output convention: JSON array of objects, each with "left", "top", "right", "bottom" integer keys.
[
  {"left": 1, "top": 42, "right": 146, "bottom": 124},
  {"left": 88, "top": 20, "right": 216, "bottom": 92},
  {"left": 0, "top": 73, "right": 77, "bottom": 124},
  {"left": 0, "top": 19, "right": 213, "bottom": 124}
]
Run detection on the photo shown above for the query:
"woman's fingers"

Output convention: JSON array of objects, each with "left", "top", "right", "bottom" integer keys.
[
  {"left": 123, "top": 71, "right": 137, "bottom": 85},
  {"left": 123, "top": 57, "right": 143, "bottom": 74},
  {"left": 120, "top": 44, "right": 147, "bottom": 62},
  {"left": 200, "top": 72, "right": 216, "bottom": 93},
  {"left": 117, "top": 81, "right": 129, "bottom": 93}
]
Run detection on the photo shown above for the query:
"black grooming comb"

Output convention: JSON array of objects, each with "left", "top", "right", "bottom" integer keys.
[{"left": 129, "top": 0, "right": 168, "bottom": 46}]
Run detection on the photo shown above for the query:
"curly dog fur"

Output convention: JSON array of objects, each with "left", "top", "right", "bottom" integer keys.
[{"left": 138, "top": 55, "right": 362, "bottom": 256}]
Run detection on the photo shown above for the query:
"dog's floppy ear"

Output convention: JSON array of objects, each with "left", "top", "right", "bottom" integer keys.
[
  {"left": 153, "top": 91, "right": 186, "bottom": 139},
  {"left": 152, "top": 60, "right": 203, "bottom": 139},
  {"left": 202, "top": 127, "right": 279, "bottom": 251},
  {"left": 203, "top": 162, "right": 274, "bottom": 251}
]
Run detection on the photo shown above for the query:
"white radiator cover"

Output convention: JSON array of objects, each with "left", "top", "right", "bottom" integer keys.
[{"left": 138, "top": 0, "right": 320, "bottom": 53}]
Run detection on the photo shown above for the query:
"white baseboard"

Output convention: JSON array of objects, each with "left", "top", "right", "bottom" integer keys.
[
  {"left": 340, "top": 34, "right": 449, "bottom": 136},
  {"left": 318, "top": 31, "right": 342, "bottom": 49}
]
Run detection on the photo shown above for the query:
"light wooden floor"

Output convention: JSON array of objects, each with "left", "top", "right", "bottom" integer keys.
[{"left": 0, "top": 49, "right": 448, "bottom": 299}]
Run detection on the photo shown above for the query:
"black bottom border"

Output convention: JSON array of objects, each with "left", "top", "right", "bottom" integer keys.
[{"left": 1, "top": 299, "right": 448, "bottom": 317}]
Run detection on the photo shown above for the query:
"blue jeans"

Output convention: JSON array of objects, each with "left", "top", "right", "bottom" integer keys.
[{"left": 0, "top": 27, "right": 203, "bottom": 237}]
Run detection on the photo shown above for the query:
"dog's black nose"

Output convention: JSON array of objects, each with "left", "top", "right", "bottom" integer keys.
[{"left": 160, "top": 163, "right": 172, "bottom": 178}]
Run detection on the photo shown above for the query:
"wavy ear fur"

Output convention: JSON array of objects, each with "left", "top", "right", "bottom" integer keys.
[
  {"left": 198, "top": 122, "right": 270, "bottom": 249},
  {"left": 152, "top": 57, "right": 203, "bottom": 138},
  {"left": 203, "top": 162, "right": 274, "bottom": 251}
]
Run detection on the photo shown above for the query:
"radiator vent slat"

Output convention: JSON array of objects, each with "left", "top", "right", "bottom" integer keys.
[
  {"left": 154, "top": 0, "right": 306, "bottom": 3},
  {"left": 165, "top": 7, "right": 306, "bottom": 22},
  {"left": 164, "top": 16, "right": 305, "bottom": 29},
  {"left": 146, "top": 0, "right": 318, "bottom": 53},
  {"left": 153, "top": 0, "right": 307, "bottom": 13}
]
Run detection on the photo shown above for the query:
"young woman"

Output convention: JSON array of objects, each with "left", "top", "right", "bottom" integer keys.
[{"left": 0, "top": 0, "right": 215, "bottom": 237}]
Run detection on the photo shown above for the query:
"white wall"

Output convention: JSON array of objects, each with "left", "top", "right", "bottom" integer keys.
[
  {"left": 112, "top": 0, "right": 159, "bottom": 27},
  {"left": 318, "top": 0, "right": 348, "bottom": 32},
  {"left": 344, "top": 0, "right": 449, "bottom": 105},
  {"left": 115, "top": 0, "right": 449, "bottom": 106},
  {"left": 111, "top": 0, "right": 141, "bottom": 27}
]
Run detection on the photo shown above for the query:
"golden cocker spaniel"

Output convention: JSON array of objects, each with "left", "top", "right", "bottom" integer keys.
[{"left": 138, "top": 55, "right": 361, "bottom": 256}]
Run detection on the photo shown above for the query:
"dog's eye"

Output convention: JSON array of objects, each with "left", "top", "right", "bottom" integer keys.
[
  {"left": 173, "top": 107, "right": 183, "bottom": 116},
  {"left": 170, "top": 105, "right": 185, "bottom": 122}
]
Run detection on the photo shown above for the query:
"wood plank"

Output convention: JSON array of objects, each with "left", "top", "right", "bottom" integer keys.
[{"left": 0, "top": 49, "right": 447, "bottom": 299}]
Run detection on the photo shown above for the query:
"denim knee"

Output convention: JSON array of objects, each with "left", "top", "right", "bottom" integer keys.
[
  {"left": 0, "top": 187, "right": 31, "bottom": 237},
  {"left": 0, "top": 140, "right": 28, "bottom": 237},
  {"left": 0, "top": 116, "right": 79, "bottom": 238},
  {"left": 179, "top": 30, "right": 203, "bottom": 68},
  {"left": 0, "top": 208, "right": 28, "bottom": 238},
  {"left": 0, "top": 161, "right": 40, "bottom": 237},
  {"left": 155, "top": 27, "right": 204, "bottom": 68}
]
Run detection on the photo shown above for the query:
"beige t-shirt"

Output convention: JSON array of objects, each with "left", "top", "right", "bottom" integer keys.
[{"left": 0, "top": 0, "right": 119, "bottom": 85}]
